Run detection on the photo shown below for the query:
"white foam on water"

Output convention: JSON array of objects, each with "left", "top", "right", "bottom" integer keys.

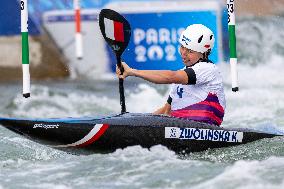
[
  {"left": 0, "top": 156, "right": 80, "bottom": 188},
  {"left": 82, "top": 146, "right": 190, "bottom": 188},
  {"left": 0, "top": 158, "right": 28, "bottom": 170},
  {"left": 0, "top": 132, "right": 67, "bottom": 163},
  {"left": 221, "top": 55, "right": 284, "bottom": 88},
  {"left": 218, "top": 55, "right": 284, "bottom": 133},
  {"left": 126, "top": 84, "right": 166, "bottom": 113},
  {"left": 193, "top": 156, "right": 284, "bottom": 189},
  {"left": 23, "top": 183, "right": 72, "bottom": 189},
  {"left": 110, "top": 145, "right": 178, "bottom": 162},
  {"left": 10, "top": 85, "right": 121, "bottom": 118},
  {"left": 7, "top": 82, "right": 167, "bottom": 118}
]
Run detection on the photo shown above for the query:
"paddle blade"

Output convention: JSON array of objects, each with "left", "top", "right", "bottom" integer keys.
[{"left": 99, "top": 9, "right": 131, "bottom": 57}]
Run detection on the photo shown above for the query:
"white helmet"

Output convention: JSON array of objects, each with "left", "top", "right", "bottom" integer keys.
[{"left": 179, "top": 24, "right": 215, "bottom": 53}]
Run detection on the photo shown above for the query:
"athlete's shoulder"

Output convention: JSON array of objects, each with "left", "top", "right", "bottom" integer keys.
[
  {"left": 191, "top": 61, "right": 217, "bottom": 72},
  {"left": 194, "top": 61, "right": 215, "bottom": 68}
]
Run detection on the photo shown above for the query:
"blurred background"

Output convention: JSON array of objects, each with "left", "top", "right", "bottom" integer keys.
[{"left": 1, "top": 0, "right": 283, "bottom": 81}]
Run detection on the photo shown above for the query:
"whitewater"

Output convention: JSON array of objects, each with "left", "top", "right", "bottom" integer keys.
[{"left": 0, "top": 16, "right": 284, "bottom": 189}]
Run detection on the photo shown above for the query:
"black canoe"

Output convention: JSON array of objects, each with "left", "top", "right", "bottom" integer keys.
[{"left": 0, "top": 113, "right": 281, "bottom": 154}]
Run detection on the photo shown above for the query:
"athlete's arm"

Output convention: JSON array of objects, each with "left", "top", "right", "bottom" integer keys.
[
  {"left": 116, "top": 62, "right": 189, "bottom": 85},
  {"left": 153, "top": 103, "right": 171, "bottom": 115}
]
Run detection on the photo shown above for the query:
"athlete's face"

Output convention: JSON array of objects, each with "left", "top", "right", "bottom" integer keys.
[{"left": 179, "top": 45, "right": 203, "bottom": 66}]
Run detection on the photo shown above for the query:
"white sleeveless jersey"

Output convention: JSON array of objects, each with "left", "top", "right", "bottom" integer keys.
[{"left": 169, "top": 61, "right": 226, "bottom": 111}]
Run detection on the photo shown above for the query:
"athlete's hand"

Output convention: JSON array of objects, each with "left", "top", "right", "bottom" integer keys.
[{"left": 116, "top": 62, "right": 135, "bottom": 79}]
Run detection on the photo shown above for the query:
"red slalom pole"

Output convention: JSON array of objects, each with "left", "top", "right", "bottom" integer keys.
[{"left": 74, "top": 0, "right": 83, "bottom": 60}]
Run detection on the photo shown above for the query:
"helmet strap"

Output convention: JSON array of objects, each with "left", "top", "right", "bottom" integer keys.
[
  {"left": 197, "top": 49, "right": 213, "bottom": 63},
  {"left": 203, "top": 49, "right": 211, "bottom": 59}
]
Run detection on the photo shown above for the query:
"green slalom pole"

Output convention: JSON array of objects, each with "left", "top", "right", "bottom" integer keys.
[
  {"left": 227, "top": 0, "right": 239, "bottom": 92},
  {"left": 21, "top": 0, "right": 31, "bottom": 98}
]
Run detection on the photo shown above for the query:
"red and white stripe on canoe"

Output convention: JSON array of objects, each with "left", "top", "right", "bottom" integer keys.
[
  {"left": 54, "top": 124, "right": 109, "bottom": 148},
  {"left": 104, "top": 18, "right": 124, "bottom": 42}
]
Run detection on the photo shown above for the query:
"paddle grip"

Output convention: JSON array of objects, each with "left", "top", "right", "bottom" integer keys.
[{"left": 117, "top": 56, "right": 124, "bottom": 75}]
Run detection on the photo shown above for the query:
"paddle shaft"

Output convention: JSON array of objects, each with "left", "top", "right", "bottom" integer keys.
[{"left": 117, "top": 56, "right": 126, "bottom": 113}]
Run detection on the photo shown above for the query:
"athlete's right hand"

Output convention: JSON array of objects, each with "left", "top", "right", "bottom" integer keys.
[{"left": 116, "top": 62, "right": 135, "bottom": 79}]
